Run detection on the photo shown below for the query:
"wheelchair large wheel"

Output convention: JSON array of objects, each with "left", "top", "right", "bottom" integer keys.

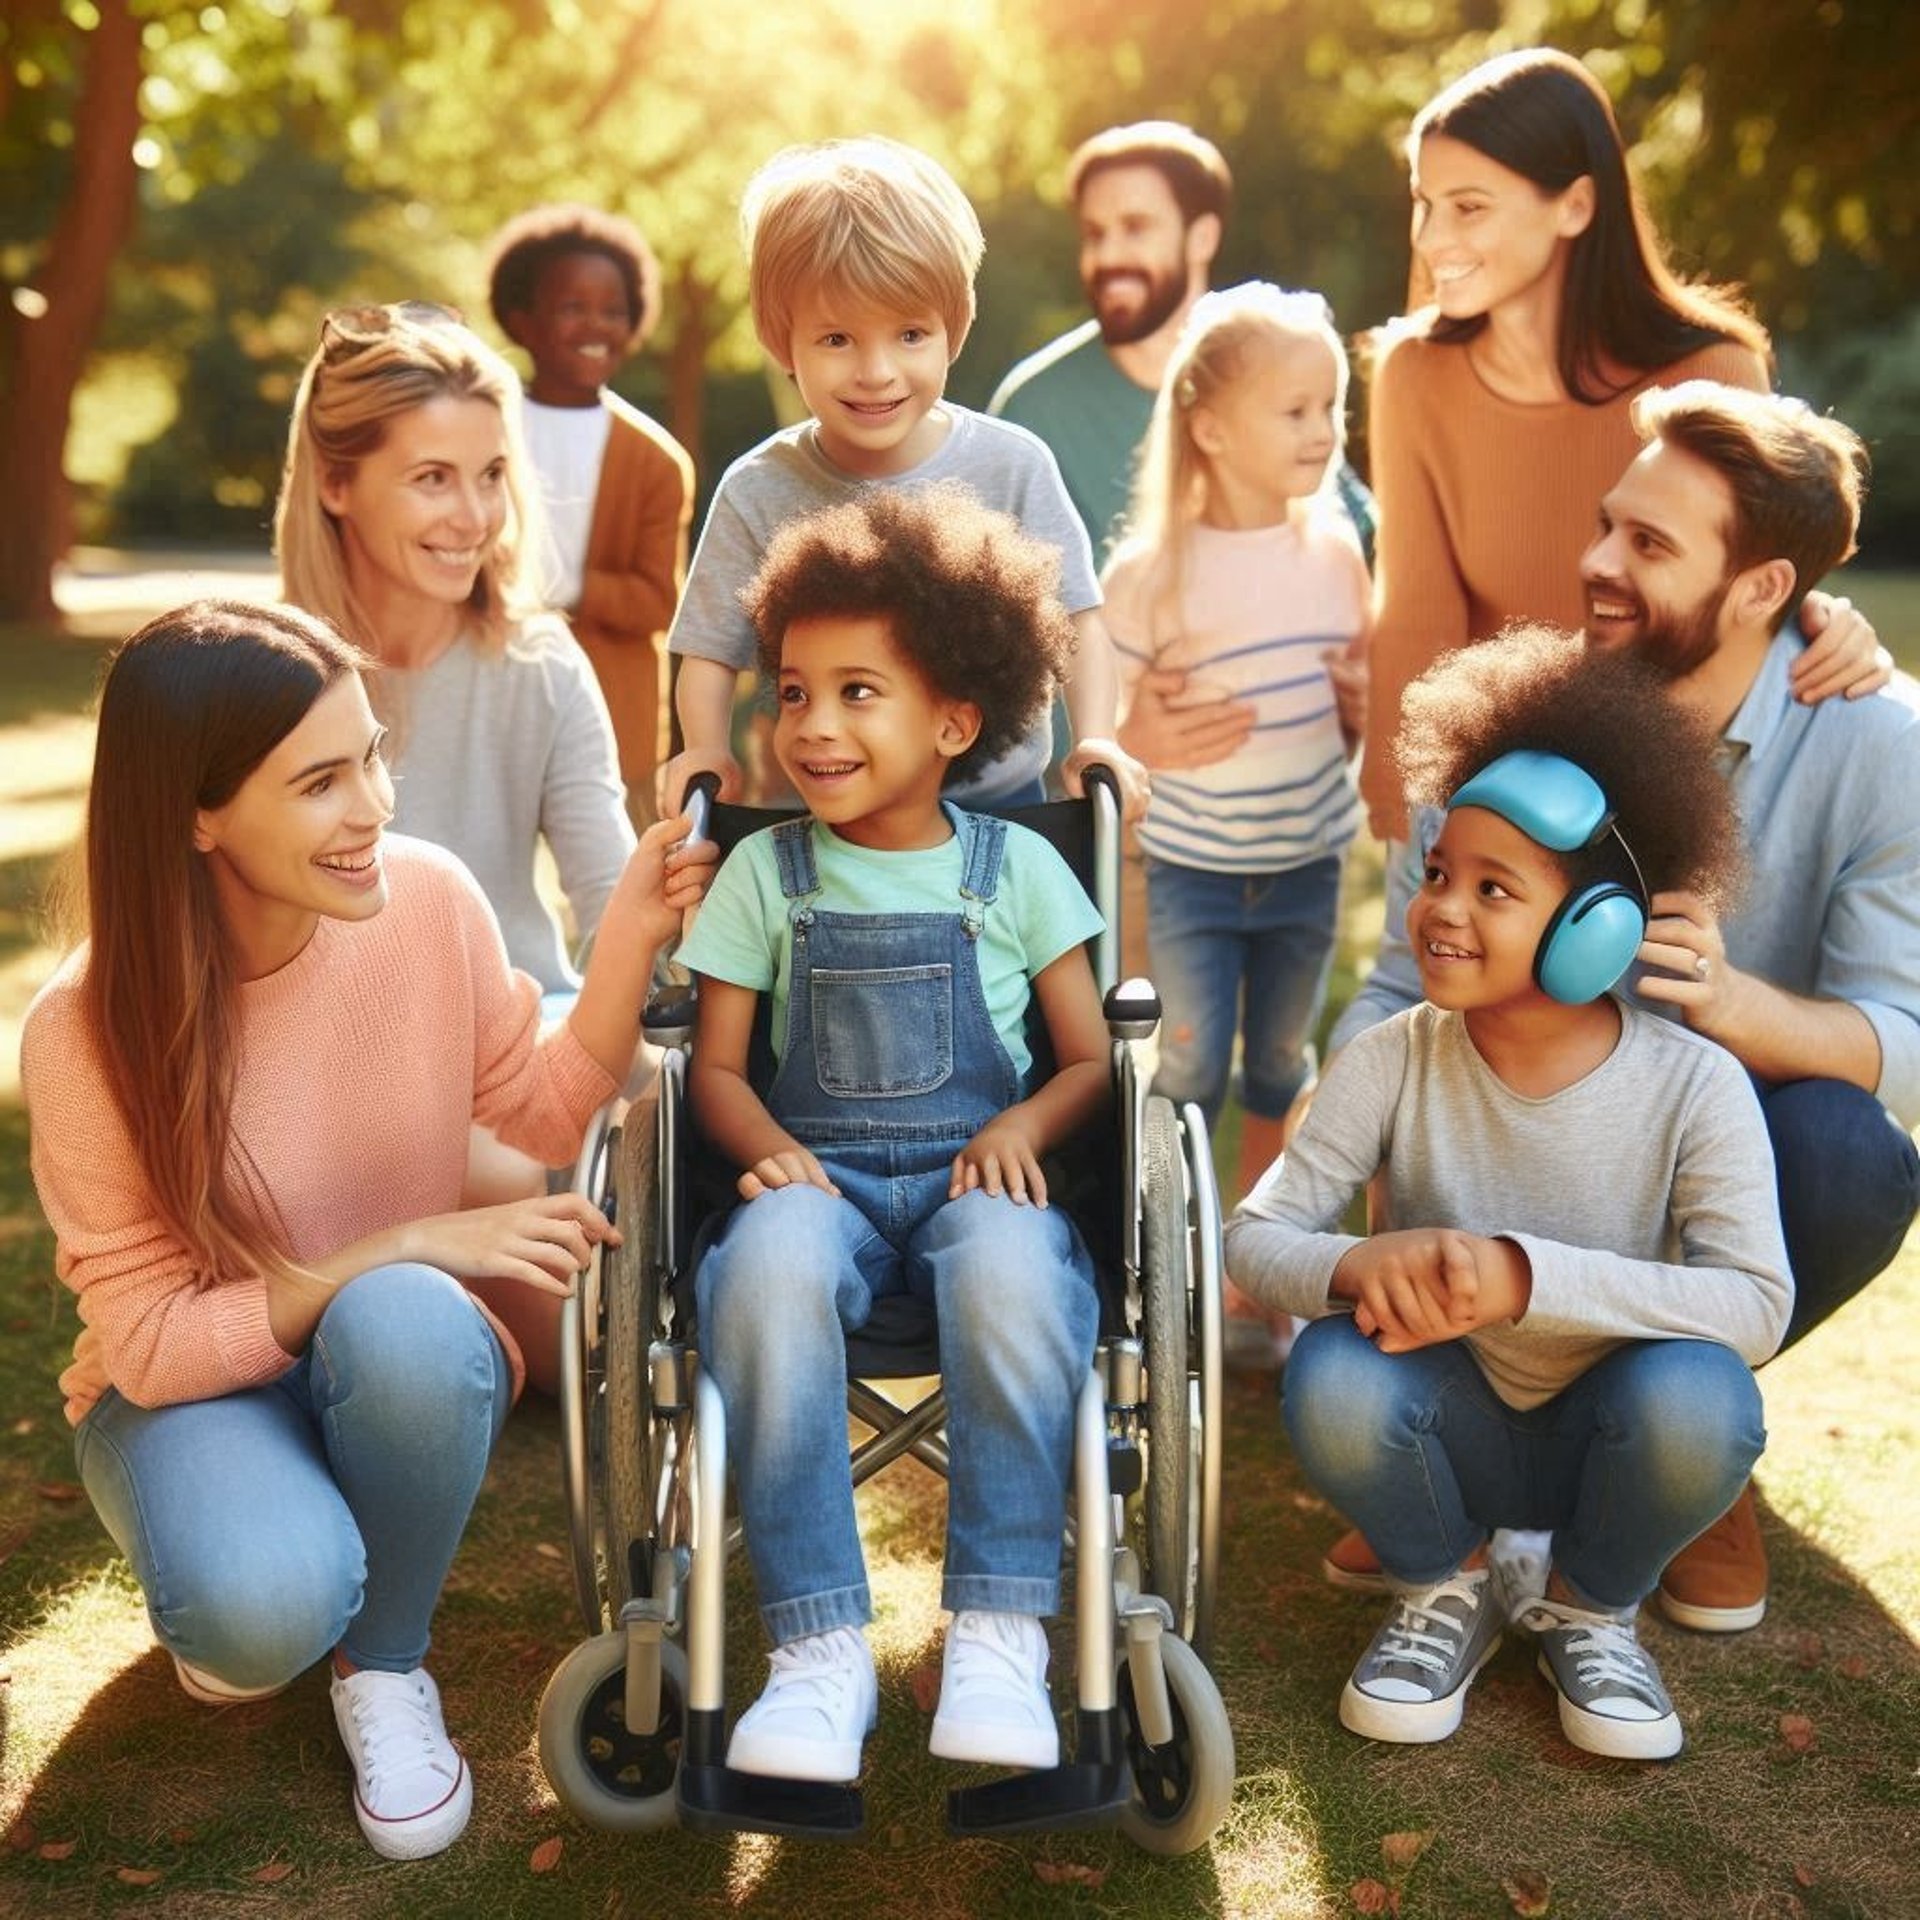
[
  {"left": 1140, "top": 1096, "right": 1202, "bottom": 1645},
  {"left": 1115, "top": 1634, "right": 1235, "bottom": 1856},
  {"left": 539, "top": 1629, "right": 688, "bottom": 1833},
  {"left": 600, "top": 1107, "right": 666, "bottom": 1619}
]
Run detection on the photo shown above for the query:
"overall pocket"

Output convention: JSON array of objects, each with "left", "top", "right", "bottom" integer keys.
[{"left": 811, "top": 963, "right": 954, "bottom": 1097}]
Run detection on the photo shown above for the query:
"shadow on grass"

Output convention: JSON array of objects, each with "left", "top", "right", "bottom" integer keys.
[{"left": 0, "top": 624, "right": 112, "bottom": 735}]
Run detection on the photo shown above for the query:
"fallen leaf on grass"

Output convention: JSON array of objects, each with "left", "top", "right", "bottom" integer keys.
[
  {"left": 1837, "top": 1655, "right": 1868, "bottom": 1680},
  {"left": 1779, "top": 1714, "right": 1817, "bottom": 1754},
  {"left": 250, "top": 1861, "right": 296, "bottom": 1884},
  {"left": 529, "top": 1836, "right": 564, "bottom": 1873},
  {"left": 10, "top": 1417, "right": 34, "bottom": 1435},
  {"left": 1792, "top": 1633, "right": 1824, "bottom": 1669},
  {"left": 1793, "top": 1864, "right": 1816, "bottom": 1888},
  {"left": 909, "top": 1662, "right": 941, "bottom": 1714},
  {"left": 534, "top": 1543, "right": 563, "bottom": 1561},
  {"left": 1503, "top": 1870, "right": 1552, "bottom": 1916},
  {"left": 7, "top": 1822, "right": 35, "bottom": 1853},
  {"left": 1349, "top": 1878, "right": 1396, "bottom": 1914},
  {"left": 167, "top": 1827, "right": 195, "bottom": 1845},
  {"left": 115, "top": 1867, "right": 163, "bottom": 1885},
  {"left": 37, "top": 1840, "right": 77, "bottom": 1861},
  {"left": 1032, "top": 1860, "right": 1108, "bottom": 1887},
  {"left": 35, "top": 1482, "right": 84, "bottom": 1503},
  {"left": 1380, "top": 1830, "right": 1434, "bottom": 1873}
]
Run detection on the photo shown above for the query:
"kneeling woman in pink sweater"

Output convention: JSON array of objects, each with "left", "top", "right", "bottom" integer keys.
[{"left": 21, "top": 599, "right": 711, "bottom": 1862}]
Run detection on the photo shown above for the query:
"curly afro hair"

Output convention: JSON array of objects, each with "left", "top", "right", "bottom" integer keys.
[
  {"left": 1396, "top": 623, "right": 1745, "bottom": 911},
  {"left": 741, "top": 482, "right": 1075, "bottom": 786},
  {"left": 485, "top": 203, "right": 661, "bottom": 345}
]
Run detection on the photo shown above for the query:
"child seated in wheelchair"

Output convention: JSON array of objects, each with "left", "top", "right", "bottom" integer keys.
[{"left": 676, "top": 482, "right": 1113, "bottom": 1784}]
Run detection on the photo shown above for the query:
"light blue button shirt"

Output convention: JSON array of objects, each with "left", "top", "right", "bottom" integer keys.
[{"left": 1333, "top": 627, "right": 1920, "bottom": 1128}]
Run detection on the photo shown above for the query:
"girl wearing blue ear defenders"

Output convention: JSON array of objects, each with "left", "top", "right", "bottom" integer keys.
[{"left": 1225, "top": 625, "right": 1791, "bottom": 1763}]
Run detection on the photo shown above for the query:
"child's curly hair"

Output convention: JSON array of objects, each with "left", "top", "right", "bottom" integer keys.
[
  {"left": 742, "top": 483, "right": 1075, "bottom": 785},
  {"left": 1396, "top": 623, "right": 1745, "bottom": 910},
  {"left": 485, "top": 203, "right": 662, "bottom": 346}
]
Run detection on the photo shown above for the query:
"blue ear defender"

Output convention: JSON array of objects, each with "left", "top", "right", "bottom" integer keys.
[{"left": 1446, "top": 750, "right": 1649, "bottom": 1005}]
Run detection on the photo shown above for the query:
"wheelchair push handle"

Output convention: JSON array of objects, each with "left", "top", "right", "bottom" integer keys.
[{"left": 675, "top": 771, "right": 723, "bottom": 850}]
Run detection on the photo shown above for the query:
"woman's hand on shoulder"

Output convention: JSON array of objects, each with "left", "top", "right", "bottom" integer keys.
[{"left": 1793, "top": 592, "right": 1892, "bottom": 704}]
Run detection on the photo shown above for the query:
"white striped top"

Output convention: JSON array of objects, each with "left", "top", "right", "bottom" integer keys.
[{"left": 1104, "top": 511, "right": 1368, "bottom": 874}]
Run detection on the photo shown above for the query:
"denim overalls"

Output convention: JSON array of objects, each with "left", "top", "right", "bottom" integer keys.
[{"left": 696, "top": 807, "right": 1099, "bottom": 1646}]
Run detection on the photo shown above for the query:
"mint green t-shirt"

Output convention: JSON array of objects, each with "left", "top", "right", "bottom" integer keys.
[{"left": 678, "top": 811, "right": 1106, "bottom": 1077}]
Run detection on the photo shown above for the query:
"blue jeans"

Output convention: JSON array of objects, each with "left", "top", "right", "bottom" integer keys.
[
  {"left": 73, "top": 1265, "right": 511, "bottom": 1687},
  {"left": 1147, "top": 853, "right": 1342, "bottom": 1122},
  {"left": 1282, "top": 1316, "right": 1765, "bottom": 1612},
  {"left": 1764, "top": 1078, "right": 1920, "bottom": 1351},
  {"left": 696, "top": 1169, "right": 1098, "bottom": 1644}
]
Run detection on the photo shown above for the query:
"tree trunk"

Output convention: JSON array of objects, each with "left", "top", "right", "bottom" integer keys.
[
  {"left": 0, "top": 0, "right": 142, "bottom": 621},
  {"left": 666, "top": 264, "right": 711, "bottom": 486}
]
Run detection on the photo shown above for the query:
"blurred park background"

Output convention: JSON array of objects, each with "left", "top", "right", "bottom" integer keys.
[
  {"left": 5, "top": 5, "right": 1920, "bottom": 1915},
  {"left": 4, "top": 0, "right": 1919, "bottom": 621}
]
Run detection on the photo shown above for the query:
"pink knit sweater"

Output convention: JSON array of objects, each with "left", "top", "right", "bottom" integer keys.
[{"left": 23, "top": 837, "right": 618, "bottom": 1423}]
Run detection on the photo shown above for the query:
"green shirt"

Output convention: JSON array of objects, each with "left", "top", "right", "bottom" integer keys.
[{"left": 678, "top": 811, "right": 1106, "bottom": 1074}]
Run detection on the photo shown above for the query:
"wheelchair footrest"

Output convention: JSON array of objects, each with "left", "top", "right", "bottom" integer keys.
[
  {"left": 946, "top": 1760, "right": 1131, "bottom": 1837},
  {"left": 946, "top": 1712, "right": 1132, "bottom": 1836},
  {"left": 678, "top": 1765, "right": 864, "bottom": 1840}
]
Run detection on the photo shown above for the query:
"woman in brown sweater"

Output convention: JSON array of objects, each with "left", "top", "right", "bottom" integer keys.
[{"left": 1362, "top": 47, "right": 1875, "bottom": 842}]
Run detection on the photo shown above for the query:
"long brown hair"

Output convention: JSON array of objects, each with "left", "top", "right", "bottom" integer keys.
[
  {"left": 82, "top": 600, "right": 365, "bottom": 1284},
  {"left": 1405, "top": 48, "right": 1770, "bottom": 401}
]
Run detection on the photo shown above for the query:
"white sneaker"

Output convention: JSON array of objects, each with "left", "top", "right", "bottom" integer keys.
[
  {"left": 171, "top": 1652, "right": 285, "bottom": 1706},
  {"left": 929, "top": 1610, "right": 1059, "bottom": 1769},
  {"left": 329, "top": 1666, "right": 472, "bottom": 1860},
  {"left": 727, "top": 1626, "right": 877, "bottom": 1782}
]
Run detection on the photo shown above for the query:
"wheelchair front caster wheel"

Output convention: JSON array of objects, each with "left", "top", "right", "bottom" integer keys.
[
  {"left": 1115, "top": 1634, "right": 1234, "bottom": 1855},
  {"left": 539, "top": 1629, "right": 688, "bottom": 1832}
]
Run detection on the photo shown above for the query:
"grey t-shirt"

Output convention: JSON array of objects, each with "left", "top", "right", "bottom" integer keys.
[
  {"left": 666, "top": 404, "right": 1101, "bottom": 804},
  {"left": 1224, "top": 999, "right": 1793, "bottom": 1410},
  {"left": 386, "top": 615, "right": 635, "bottom": 994}
]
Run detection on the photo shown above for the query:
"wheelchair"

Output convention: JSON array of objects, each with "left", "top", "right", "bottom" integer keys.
[{"left": 539, "top": 771, "right": 1232, "bottom": 1852}]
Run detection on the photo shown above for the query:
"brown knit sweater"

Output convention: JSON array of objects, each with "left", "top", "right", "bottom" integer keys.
[{"left": 1360, "top": 329, "right": 1766, "bottom": 838}]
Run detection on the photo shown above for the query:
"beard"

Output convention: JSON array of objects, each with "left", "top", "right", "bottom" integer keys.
[
  {"left": 1586, "top": 580, "right": 1728, "bottom": 683},
  {"left": 1086, "top": 258, "right": 1191, "bottom": 347}
]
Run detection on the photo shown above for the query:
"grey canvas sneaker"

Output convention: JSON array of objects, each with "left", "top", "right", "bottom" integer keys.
[
  {"left": 1338, "top": 1567, "right": 1503, "bottom": 1743},
  {"left": 1517, "top": 1595, "right": 1683, "bottom": 1760}
]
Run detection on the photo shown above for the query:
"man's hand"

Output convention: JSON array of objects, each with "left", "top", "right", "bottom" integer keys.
[
  {"left": 1635, "top": 888, "right": 1744, "bottom": 1038},
  {"left": 1117, "top": 666, "right": 1256, "bottom": 772}
]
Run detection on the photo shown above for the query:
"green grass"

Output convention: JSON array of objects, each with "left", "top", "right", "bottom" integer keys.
[{"left": 3, "top": 592, "right": 1919, "bottom": 1917}]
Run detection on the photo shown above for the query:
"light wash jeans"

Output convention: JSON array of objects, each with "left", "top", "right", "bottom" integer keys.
[
  {"left": 1282, "top": 1315, "right": 1764, "bottom": 1612},
  {"left": 1146, "top": 852, "right": 1342, "bottom": 1122},
  {"left": 74, "top": 1264, "right": 511, "bottom": 1688},
  {"left": 696, "top": 1166, "right": 1098, "bottom": 1645}
]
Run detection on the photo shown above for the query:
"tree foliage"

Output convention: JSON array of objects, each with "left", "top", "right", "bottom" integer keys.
[{"left": 4, "top": 0, "right": 1916, "bottom": 614}]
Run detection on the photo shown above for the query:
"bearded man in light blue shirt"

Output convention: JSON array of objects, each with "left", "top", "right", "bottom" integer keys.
[{"left": 1331, "top": 382, "right": 1920, "bottom": 1634}]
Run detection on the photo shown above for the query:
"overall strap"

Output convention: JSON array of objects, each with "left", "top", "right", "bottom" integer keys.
[
  {"left": 771, "top": 817, "right": 822, "bottom": 905},
  {"left": 954, "top": 807, "right": 1007, "bottom": 939}
]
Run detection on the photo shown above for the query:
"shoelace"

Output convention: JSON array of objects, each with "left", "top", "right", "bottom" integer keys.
[
  {"left": 344, "top": 1675, "right": 453, "bottom": 1788},
  {"left": 1372, "top": 1577, "right": 1484, "bottom": 1677},
  {"left": 758, "top": 1634, "right": 864, "bottom": 1726},
  {"left": 1517, "top": 1600, "right": 1659, "bottom": 1701},
  {"left": 947, "top": 1614, "right": 1044, "bottom": 1710}
]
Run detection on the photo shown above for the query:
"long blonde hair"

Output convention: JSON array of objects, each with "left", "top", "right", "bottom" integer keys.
[
  {"left": 1110, "top": 281, "right": 1350, "bottom": 651},
  {"left": 274, "top": 302, "right": 538, "bottom": 658},
  {"left": 80, "top": 600, "right": 367, "bottom": 1288}
]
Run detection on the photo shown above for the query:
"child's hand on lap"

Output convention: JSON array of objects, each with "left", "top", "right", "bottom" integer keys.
[
  {"left": 740, "top": 1147, "right": 841, "bottom": 1202},
  {"left": 950, "top": 1117, "right": 1050, "bottom": 1207}
]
